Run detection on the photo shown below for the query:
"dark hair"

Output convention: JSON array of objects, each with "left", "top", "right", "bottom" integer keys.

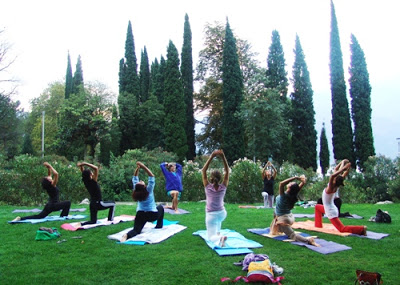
[
  {"left": 82, "top": 169, "right": 92, "bottom": 182},
  {"left": 286, "top": 183, "right": 300, "bottom": 206},
  {"left": 41, "top": 177, "right": 53, "bottom": 190},
  {"left": 335, "top": 175, "right": 344, "bottom": 187},
  {"left": 210, "top": 170, "right": 222, "bottom": 185},
  {"left": 132, "top": 183, "right": 149, "bottom": 202}
]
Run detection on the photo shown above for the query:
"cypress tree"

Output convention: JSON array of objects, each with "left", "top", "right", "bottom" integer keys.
[
  {"left": 109, "top": 104, "right": 121, "bottom": 157},
  {"left": 65, "top": 51, "right": 73, "bottom": 99},
  {"left": 181, "top": 13, "right": 196, "bottom": 160},
  {"left": 139, "top": 46, "right": 150, "bottom": 103},
  {"left": 221, "top": 20, "right": 245, "bottom": 164},
  {"left": 72, "top": 55, "right": 84, "bottom": 95},
  {"left": 265, "top": 30, "right": 288, "bottom": 98},
  {"left": 349, "top": 34, "right": 375, "bottom": 171},
  {"left": 290, "top": 35, "right": 317, "bottom": 170},
  {"left": 329, "top": 0, "right": 354, "bottom": 163},
  {"left": 164, "top": 40, "right": 188, "bottom": 161},
  {"left": 117, "top": 21, "right": 140, "bottom": 153},
  {"left": 319, "top": 123, "right": 330, "bottom": 177}
]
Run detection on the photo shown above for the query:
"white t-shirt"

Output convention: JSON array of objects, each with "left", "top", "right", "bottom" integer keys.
[{"left": 322, "top": 188, "right": 339, "bottom": 219}]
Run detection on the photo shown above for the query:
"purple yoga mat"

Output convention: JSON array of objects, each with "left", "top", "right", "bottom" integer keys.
[{"left": 162, "top": 206, "right": 190, "bottom": 214}]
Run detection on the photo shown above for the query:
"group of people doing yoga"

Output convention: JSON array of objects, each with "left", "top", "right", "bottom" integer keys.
[{"left": 13, "top": 154, "right": 366, "bottom": 246}]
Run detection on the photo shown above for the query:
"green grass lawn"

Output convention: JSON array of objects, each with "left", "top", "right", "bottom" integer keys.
[{"left": 1, "top": 202, "right": 398, "bottom": 284}]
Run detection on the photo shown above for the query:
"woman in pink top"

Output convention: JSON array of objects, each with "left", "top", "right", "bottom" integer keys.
[
  {"left": 315, "top": 159, "right": 367, "bottom": 235},
  {"left": 201, "top": 149, "right": 230, "bottom": 247}
]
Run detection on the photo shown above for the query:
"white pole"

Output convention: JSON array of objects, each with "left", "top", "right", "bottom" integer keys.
[{"left": 42, "top": 111, "right": 45, "bottom": 158}]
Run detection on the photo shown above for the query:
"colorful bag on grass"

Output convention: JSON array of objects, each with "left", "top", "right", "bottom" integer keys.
[
  {"left": 355, "top": 270, "right": 382, "bottom": 285},
  {"left": 35, "top": 228, "right": 60, "bottom": 241},
  {"left": 247, "top": 259, "right": 275, "bottom": 283}
]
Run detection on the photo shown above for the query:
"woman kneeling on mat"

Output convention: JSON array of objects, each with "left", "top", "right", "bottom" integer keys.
[
  {"left": 314, "top": 159, "right": 367, "bottom": 235},
  {"left": 120, "top": 161, "right": 164, "bottom": 242},
  {"left": 270, "top": 175, "right": 320, "bottom": 246},
  {"left": 201, "top": 149, "right": 229, "bottom": 247},
  {"left": 12, "top": 162, "right": 71, "bottom": 222},
  {"left": 78, "top": 162, "right": 115, "bottom": 226}
]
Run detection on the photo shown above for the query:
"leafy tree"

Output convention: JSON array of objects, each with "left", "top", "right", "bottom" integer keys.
[
  {"left": 265, "top": 30, "right": 288, "bottom": 98},
  {"left": 164, "top": 40, "right": 187, "bottom": 162},
  {"left": 65, "top": 51, "right": 73, "bottom": 99},
  {"left": 72, "top": 55, "right": 84, "bottom": 95},
  {"left": 21, "top": 132, "right": 34, "bottom": 155},
  {"left": 139, "top": 46, "right": 150, "bottom": 103},
  {"left": 319, "top": 123, "right": 330, "bottom": 176},
  {"left": 221, "top": 20, "right": 245, "bottom": 164},
  {"left": 290, "top": 35, "right": 317, "bottom": 170},
  {"left": 329, "top": 0, "right": 354, "bottom": 163},
  {"left": 0, "top": 28, "right": 18, "bottom": 97},
  {"left": 349, "top": 34, "right": 375, "bottom": 171},
  {"left": 109, "top": 105, "right": 121, "bottom": 157},
  {"left": 181, "top": 13, "right": 196, "bottom": 160},
  {"left": 118, "top": 21, "right": 140, "bottom": 153},
  {"left": 0, "top": 94, "right": 21, "bottom": 158},
  {"left": 150, "top": 56, "right": 166, "bottom": 104}
]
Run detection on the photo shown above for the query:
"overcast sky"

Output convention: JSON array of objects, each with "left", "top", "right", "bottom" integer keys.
[{"left": 1, "top": 0, "right": 399, "bottom": 159}]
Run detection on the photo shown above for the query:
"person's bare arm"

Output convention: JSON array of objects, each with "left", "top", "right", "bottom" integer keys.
[
  {"left": 201, "top": 151, "right": 217, "bottom": 187},
  {"left": 271, "top": 163, "right": 277, "bottom": 179},
  {"left": 219, "top": 150, "right": 230, "bottom": 187},
  {"left": 279, "top": 176, "right": 298, "bottom": 195},
  {"left": 44, "top": 162, "right": 58, "bottom": 186},
  {"left": 298, "top": 175, "right": 307, "bottom": 190},
  {"left": 137, "top": 161, "right": 154, "bottom": 177},
  {"left": 78, "top": 162, "right": 99, "bottom": 181}
]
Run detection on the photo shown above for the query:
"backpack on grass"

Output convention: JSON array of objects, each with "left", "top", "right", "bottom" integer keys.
[{"left": 375, "top": 209, "right": 391, "bottom": 223}]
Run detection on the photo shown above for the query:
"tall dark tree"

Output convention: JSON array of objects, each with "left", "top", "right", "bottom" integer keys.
[
  {"left": 109, "top": 104, "right": 121, "bottom": 157},
  {"left": 349, "top": 34, "right": 375, "bottom": 171},
  {"left": 319, "top": 123, "right": 330, "bottom": 177},
  {"left": 265, "top": 29, "right": 291, "bottom": 163},
  {"left": 181, "top": 13, "right": 196, "bottom": 160},
  {"left": 265, "top": 30, "right": 288, "bottom": 98},
  {"left": 72, "top": 55, "right": 84, "bottom": 95},
  {"left": 65, "top": 52, "right": 73, "bottom": 99},
  {"left": 290, "top": 35, "right": 317, "bottom": 170},
  {"left": 151, "top": 56, "right": 166, "bottom": 104},
  {"left": 139, "top": 46, "right": 150, "bottom": 103},
  {"left": 221, "top": 20, "right": 245, "bottom": 164},
  {"left": 0, "top": 94, "right": 21, "bottom": 158},
  {"left": 164, "top": 41, "right": 188, "bottom": 161},
  {"left": 329, "top": 0, "right": 354, "bottom": 163},
  {"left": 118, "top": 21, "right": 140, "bottom": 153}
]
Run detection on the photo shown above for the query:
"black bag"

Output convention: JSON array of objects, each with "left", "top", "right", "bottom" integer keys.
[{"left": 375, "top": 209, "right": 391, "bottom": 223}]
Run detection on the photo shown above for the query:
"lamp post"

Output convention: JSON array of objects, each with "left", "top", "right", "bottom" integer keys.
[{"left": 41, "top": 111, "right": 45, "bottom": 158}]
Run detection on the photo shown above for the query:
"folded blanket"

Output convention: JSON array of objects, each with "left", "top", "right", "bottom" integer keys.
[
  {"left": 193, "top": 229, "right": 262, "bottom": 256},
  {"left": 108, "top": 220, "right": 186, "bottom": 245},
  {"left": 291, "top": 220, "right": 389, "bottom": 239},
  {"left": 61, "top": 215, "right": 135, "bottom": 231},
  {"left": 247, "top": 227, "right": 352, "bottom": 255},
  {"left": 8, "top": 215, "right": 86, "bottom": 224},
  {"left": 12, "top": 208, "right": 86, "bottom": 213}
]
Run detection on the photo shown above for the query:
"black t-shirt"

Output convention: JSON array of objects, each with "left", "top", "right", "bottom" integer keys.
[
  {"left": 263, "top": 177, "right": 274, "bottom": 195},
  {"left": 46, "top": 185, "right": 60, "bottom": 204},
  {"left": 84, "top": 179, "right": 102, "bottom": 202}
]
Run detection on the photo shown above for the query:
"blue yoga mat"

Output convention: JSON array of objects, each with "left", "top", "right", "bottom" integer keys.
[{"left": 8, "top": 215, "right": 86, "bottom": 224}]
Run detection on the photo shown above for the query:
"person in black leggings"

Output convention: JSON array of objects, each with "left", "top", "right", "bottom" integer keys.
[
  {"left": 12, "top": 162, "right": 71, "bottom": 222},
  {"left": 77, "top": 162, "right": 115, "bottom": 225}
]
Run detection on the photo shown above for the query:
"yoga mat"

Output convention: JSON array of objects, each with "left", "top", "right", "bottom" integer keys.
[
  {"left": 291, "top": 220, "right": 388, "bottom": 239},
  {"left": 162, "top": 206, "right": 190, "bottom": 214},
  {"left": 61, "top": 215, "right": 135, "bottom": 231},
  {"left": 8, "top": 215, "right": 86, "bottom": 224},
  {"left": 248, "top": 227, "right": 352, "bottom": 255},
  {"left": 108, "top": 220, "right": 186, "bottom": 245},
  {"left": 12, "top": 208, "right": 86, "bottom": 213},
  {"left": 238, "top": 205, "right": 271, "bottom": 209},
  {"left": 193, "top": 229, "right": 262, "bottom": 256},
  {"left": 292, "top": 213, "right": 363, "bottom": 219}
]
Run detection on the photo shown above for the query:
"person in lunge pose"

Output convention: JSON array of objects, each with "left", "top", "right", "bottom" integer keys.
[
  {"left": 120, "top": 161, "right": 164, "bottom": 242},
  {"left": 270, "top": 175, "right": 320, "bottom": 246},
  {"left": 160, "top": 161, "right": 183, "bottom": 212},
  {"left": 12, "top": 162, "right": 71, "bottom": 222},
  {"left": 314, "top": 159, "right": 367, "bottom": 235},
  {"left": 261, "top": 161, "right": 277, "bottom": 208},
  {"left": 201, "top": 150, "right": 230, "bottom": 247},
  {"left": 77, "top": 162, "right": 115, "bottom": 225}
]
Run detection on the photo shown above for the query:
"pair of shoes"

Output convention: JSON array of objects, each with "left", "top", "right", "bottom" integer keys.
[{"left": 272, "top": 262, "right": 284, "bottom": 275}]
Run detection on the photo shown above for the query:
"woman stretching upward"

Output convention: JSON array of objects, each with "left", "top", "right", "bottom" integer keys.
[
  {"left": 77, "top": 162, "right": 115, "bottom": 226},
  {"left": 12, "top": 162, "right": 71, "bottom": 222},
  {"left": 121, "top": 161, "right": 164, "bottom": 242},
  {"left": 160, "top": 162, "right": 183, "bottom": 212},
  {"left": 201, "top": 150, "right": 230, "bottom": 247},
  {"left": 270, "top": 175, "right": 319, "bottom": 246},
  {"left": 261, "top": 161, "right": 277, "bottom": 208},
  {"left": 315, "top": 159, "right": 367, "bottom": 235}
]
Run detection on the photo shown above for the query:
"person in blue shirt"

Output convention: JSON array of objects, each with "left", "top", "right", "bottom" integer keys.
[
  {"left": 120, "top": 161, "right": 164, "bottom": 242},
  {"left": 160, "top": 162, "right": 183, "bottom": 213}
]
